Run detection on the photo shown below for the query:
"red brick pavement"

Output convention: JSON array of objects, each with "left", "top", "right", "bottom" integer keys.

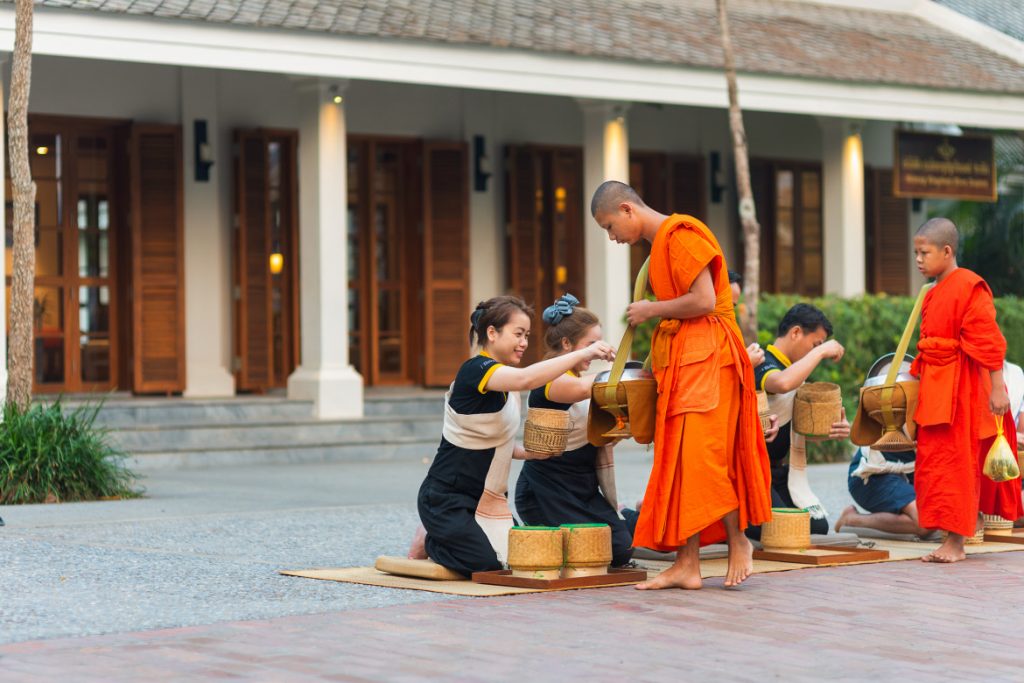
[{"left": 2, "top": 554, "right": 1023, "bottom": 682}]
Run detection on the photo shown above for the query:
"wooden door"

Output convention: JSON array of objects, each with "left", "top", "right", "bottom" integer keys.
[
  {"left": 505, "top": 144, "right": 585, "bottom": 365},
  {"left": 346, "top": 137, "right": 421, "bottom": 386},
  {"left": 629, "top": 152, "right": 705, "bottom": 283},
  {"left": 128, "top": 124, "right": 186, "bottom": 393},
  {"left": 422, "top": 142, "right": 470, "bottom": 386},
  {"left": 5, "top": 117, "right": 124, "bottom": 393},
  {"left": 233, "top": 129, "right": 300, "bottom": 392},
  {"left": 750, "top": 159, "right": 823, "bottom": 296},
  {"left": 866, "top": 167, "right": 910, "bottom": 295}
]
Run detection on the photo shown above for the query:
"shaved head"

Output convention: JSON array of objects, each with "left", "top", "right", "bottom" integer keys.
[
  {"left": 916, "top": 217, "right": 959, "bottom": 254},
  {"left": 590, "top": 180, "right": 645, "bottom": 217}
]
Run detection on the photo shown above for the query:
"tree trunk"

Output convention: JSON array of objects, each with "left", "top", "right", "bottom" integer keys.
[
  {"left": 716, "top": 0, "right": 761, "bottom": 344},
  {"left": 6, "top": 0, "right": 36, "bottom": 410}
]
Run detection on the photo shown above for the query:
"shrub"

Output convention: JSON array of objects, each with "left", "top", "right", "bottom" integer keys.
[
  {"left": 630, "top": 293, "right": 1024, "bottom": 462},
  {"left": 0, "top": 400, "right": 140, "bottom": 504}
]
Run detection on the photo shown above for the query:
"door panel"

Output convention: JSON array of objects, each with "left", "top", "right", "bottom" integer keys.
[
  {"left": 422, "top": 142, "right": 470, "bottom": 387},
  {"left": 233, "top": 129, "right": 300, "bottom": 391},
  {"left": 866, "top": 167, "right": 910, "bottom": 295},
  {"left": 5, "top": 118, "right": 124, "bottom": 393},
  {"left": 129, "top": 124, "right": 185, "bottom": 393},
  {"left": 505, "top": 144, "right": 585, "bottom": 365}
]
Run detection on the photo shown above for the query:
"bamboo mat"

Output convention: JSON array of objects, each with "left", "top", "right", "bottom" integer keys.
[{"left": 279, "top": 538, "right": 1024, "bottom": 597}]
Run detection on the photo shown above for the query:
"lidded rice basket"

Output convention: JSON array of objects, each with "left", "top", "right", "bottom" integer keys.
[
  {"left": 761, "top": 508, "right": 811, "bottom": 550},
  {"left": 983, "top": 514, "right": 1015, "bottom": 536},
  {"left": 793, "top": 382, "right": 842, "bottom": 439},
  {"left": 756, "top": 390, "right": 772, "bottom": 433},
  {"left": 508, "top": 526, "right": 564, "bottom": 578},
  {"left": 560, "top": 523, "right": 612, "bottom": 577},
  {"left": 524, "top": 407, "right": 571, "bottom": 455}
]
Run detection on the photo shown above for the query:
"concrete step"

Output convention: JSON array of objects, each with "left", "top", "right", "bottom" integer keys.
[
  {"left": 53, "top": 397, "right": 317, "bottom": 428},
  {"left": 111, "top": 414, "right": 440, "bottom": 453},
  {"left": 128, "top": 436, "right": 438, "bottom": 470},
  {"left": 363, "top": 391, "right": 446, "bottom": 417}
]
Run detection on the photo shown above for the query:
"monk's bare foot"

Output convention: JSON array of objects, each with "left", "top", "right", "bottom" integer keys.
[
  {"left": 724, "top": 535, "right": 754, "bottom": 587},
  {"left": 407, "top": 524, "right": 428, "bottom": 560},
  {"left": 921, "top": 534, "right": 966, "bottom": 563},
  {"left": 635, "top": 563, "right": 702, "bottom": 590},
  {"left": 834, "top": 505, "right": 858, "bottom": 533}
]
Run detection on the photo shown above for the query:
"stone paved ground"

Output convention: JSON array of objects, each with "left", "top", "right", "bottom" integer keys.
[
  {"left": 1, "top": 553, "right": 1022, "bottom": 681},
  {"left": 4, "top": 453, "right": 1007, "bottom": 681}
]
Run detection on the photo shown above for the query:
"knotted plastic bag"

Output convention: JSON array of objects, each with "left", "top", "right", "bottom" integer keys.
[{"left": 983, "top": 416, "right": 1020, "bottom": 483}]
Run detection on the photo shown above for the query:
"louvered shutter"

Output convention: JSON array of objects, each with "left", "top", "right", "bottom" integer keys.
[
  {"left": 868, "top": 168, "right": 911, "bottom": 295},
  {"left": 505, "top": 145, "right": 544, "bottom": 365}
]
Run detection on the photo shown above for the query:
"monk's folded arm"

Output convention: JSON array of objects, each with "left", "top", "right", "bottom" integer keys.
[{"left": 649, "top": 267, "right": 716, "bottom": 320}]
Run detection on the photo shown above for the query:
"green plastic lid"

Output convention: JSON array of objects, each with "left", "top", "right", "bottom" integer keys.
[
  {"left": 559, "top": 523, "right": 610, "bottom": 529},
  {"left": 511, "top": 525, "right": 560, "bottom": 531},
  {"left": 770, "top": 507, "right": 808, "bottom": 514}
]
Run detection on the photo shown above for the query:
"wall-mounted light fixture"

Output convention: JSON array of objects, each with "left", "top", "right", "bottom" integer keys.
[
  {"left": 35, "top": 146, "right": 49, "bottom": 156},
  {"left": 193, "top": 119, "right": 214, "bottom": 182},
  {"left": 329, "top": 85, "right": 344, "bottom": 105},
  {"left": 709, "top": 151, "right": 726, "bottom": 204},
  {"left": 473, "top": 135, "right": 492, "bottom": 193},
  {"left": 269, "top": 251, "right": 284, "bottom": 275}
]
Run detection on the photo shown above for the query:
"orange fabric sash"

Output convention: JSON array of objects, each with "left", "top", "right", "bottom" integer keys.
[{"left": 911, "top": 337, "right": 961, "bottom": 427}]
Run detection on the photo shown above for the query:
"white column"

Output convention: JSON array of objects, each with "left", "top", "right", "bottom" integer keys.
[
  {"left": 287, "top": 80, "right": 363, "bottom": 418},
  {"left": 580, "top": 100, "right": 632, "bottom": 351},
  {"left": 0, "top": 58, "right": 8, "bottom": 398},
  {"left": 462, "top": 90, "right": 503, "bottom": 309},
  {"left": 181, "top": 67, "right": 235, "bottom": 397},
  {"left": 821, "top": 119, "right": 866, "bottom": 297}
]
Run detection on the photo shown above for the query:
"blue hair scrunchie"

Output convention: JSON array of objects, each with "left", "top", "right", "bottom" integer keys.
[
  {"left": 542, "top": 293, "right": 580, "bottom": 326},
  {"left": 471, "top": 307, "right": 485, "bottom": 328}
]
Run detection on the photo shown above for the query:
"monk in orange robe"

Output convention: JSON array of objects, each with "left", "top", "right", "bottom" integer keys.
[
  {"left": 591, "top": 181, "right": 772, "bottom": 589},
  {"left": 911, "top": 218, "right": 1021, "bottom": 563}
]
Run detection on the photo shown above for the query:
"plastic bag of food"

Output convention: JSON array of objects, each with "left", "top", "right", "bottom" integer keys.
[{"left": 983, "top": 416, "right": 1020, "bottom": 483}]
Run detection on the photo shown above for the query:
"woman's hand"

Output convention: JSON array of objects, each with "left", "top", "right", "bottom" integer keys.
[
  {"left": 514, "top": 445, "right": 554, "bottom": 461},
  {"left": 581, "top": 340, "right": 616, "bottom": 363},
  {"left": 763, "top": 414, "right": 780, "bottom": 443}
]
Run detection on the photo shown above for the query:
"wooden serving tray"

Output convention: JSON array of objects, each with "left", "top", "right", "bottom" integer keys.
[
  {"left": 753, "top": 545, "right": 890, "bottom": 565},
  {"left": 984, "top": 528, "right": 1024, "bottom": 544},
  {"left": 472, "top": 568, "right": 647, "bottom": 589}
]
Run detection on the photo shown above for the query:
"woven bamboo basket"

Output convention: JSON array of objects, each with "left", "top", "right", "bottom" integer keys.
[
  {"left": 523, "top": 407, "right": 571, "bottom": 455},
  {"left": 561, "top": 523, "right": 612, "bottom": 576},
  {"left": 756, "top": 390, "right": 772, "bottom": 433},
  {"left": 983, "top": 514, "right": 1015, "bottom": 535},
  {"left": 940, "top": 527, "right": 987, "bottom": 545},
  {"left": 760, "top": 508, "right": 811, "bottom": 550},
  {"left": 793, "top": 382, "right": 842, "bottom": 438},
  {"left": 508, "top": 526, "right": 564, "bottom": 578}
]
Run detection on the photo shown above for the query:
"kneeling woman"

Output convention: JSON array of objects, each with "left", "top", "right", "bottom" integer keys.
[
  {"left": 413, "top": 295, "right": 615, "bottom": 578},
  {"left": 514, "top": 295, "right": 637, "bottom": 567}
]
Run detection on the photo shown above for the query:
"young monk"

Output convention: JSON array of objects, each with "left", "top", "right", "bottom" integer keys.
[
  {"left": 514, "top": 294, "right": 638, "bottom": 566},
  {"left": 591, "top": 181, "right": 772, "bottom": 589},
  {"left": 409, "top": 296, "right": 615, "bottom": 577},
  {"left": 911, "top": 218, "right": 1022, "bottom": 563}
]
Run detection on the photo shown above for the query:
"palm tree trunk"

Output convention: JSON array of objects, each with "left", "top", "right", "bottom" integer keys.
[
  {"left": 717, "top": 0, "right": 761, "bottom": 344},
  {"left": 6, "top": 0, "right": 36, "bottom": 410}
]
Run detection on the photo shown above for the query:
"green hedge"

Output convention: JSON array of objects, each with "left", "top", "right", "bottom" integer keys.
[{"left": 630, "top": 293, "right": 1024, "bottom": 462}]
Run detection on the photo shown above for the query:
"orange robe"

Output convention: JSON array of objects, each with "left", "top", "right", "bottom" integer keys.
[
  {"left": 911, "top": 268, "right": 1022, "bottom": 536},
  {"left": 632, "top": 215, "right": 773, "bottom": 550}
]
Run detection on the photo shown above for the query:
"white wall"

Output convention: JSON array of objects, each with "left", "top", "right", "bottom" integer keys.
[{"left": 23, "top": 55, "right": 180, "bottom": 122}]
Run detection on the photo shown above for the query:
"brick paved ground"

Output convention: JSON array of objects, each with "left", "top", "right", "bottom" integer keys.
[{"left": 1, "top": 551, "right": 1021, "bottom": 682}]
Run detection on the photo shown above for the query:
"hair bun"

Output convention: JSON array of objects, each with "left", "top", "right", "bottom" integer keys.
[{"left": 542, "top": 293, "right": 580, "bottom": 326}]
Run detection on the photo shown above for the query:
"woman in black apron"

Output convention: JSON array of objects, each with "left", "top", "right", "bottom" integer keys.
[
  {"left": 514, "top": 294, "right": 637, "bottom": 567},
  {"left": 410, "top": 295, "right": 615, "bottom": 577}
]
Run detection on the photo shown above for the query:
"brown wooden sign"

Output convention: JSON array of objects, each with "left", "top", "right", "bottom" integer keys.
[{"left": 894, "top": 131, "right": 996, "bottom": 202}]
